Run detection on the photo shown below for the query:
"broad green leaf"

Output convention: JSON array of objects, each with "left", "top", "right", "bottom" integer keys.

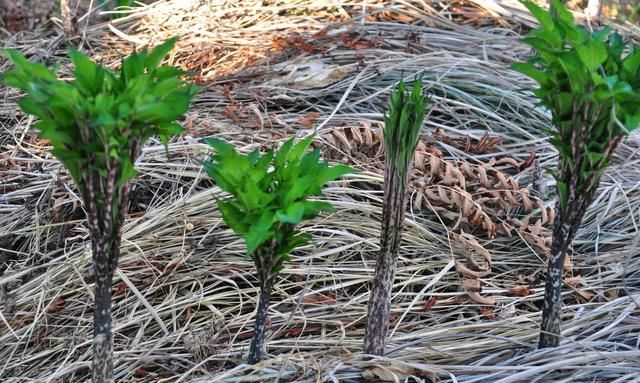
[
  {"left": 16, "top": 98, "right": 49, "bottom": 120},
  {"left": 119, "top": 157, "right": 137, "bottom": 185},
  {"left": 287, "top": 135, "right": 314, "bottom": 164},
  {"left": 624, "top": 114, "right": 640, "bottom": 132},
  {"left": 622, "top": 50, "right": 640, "bottom": 78},
  {"left": 522, "top": 1, "right": 561, "bottom": 45},
  {"left": 276, "top": 202, "right": 306, "bottom": 224},
  {"left": 274, "top": 137, "right": 295, "bottom": 171},
  {"left": 69, "top": 49, "right": 102, "bottom": 95},
  {"left": 318, "top": 164, "right": 354, "bottom": 184},
  {"left": 553, "top": 92, "right": 574, "bottom": 118},
  {"left": 575, "top": 39, "right": 608, "bottom": 72},
  {"left": 302, "top": 200, "right": 335, "bottom": 217},
  {"left": 217, "top": 200, "right": 249, "bottom": 234},
  {"left": 144, "top": 37, "right": 179, "bottom": 70},
  {"left": 511, "top": 62, "right": 550, "bottom": 86},
  {"left": 550, "top": 0, "right": 574, "bottom": 25},
  {"left": 246, "top": 211, "right": 275, "bottom": 254}
]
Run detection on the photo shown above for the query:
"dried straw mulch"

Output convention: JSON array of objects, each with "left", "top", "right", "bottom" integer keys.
[{"left": 1, "top": 1, "right": 639, "bottom": 382}]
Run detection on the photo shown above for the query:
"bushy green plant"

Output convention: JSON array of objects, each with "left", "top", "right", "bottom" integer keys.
[
  {"left": 513, "top": 0, "right": 640, "bottom": 348},
  {"left": 1, "top": 38, "right": 199, "bottom": 382},
  {"left": 204, "top": 135, "right": 353, "bottom": 363},
  {"left": 363, "top": 78, "right": 428, "bottom": 356}
]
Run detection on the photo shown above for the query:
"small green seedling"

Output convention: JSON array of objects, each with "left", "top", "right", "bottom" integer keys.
[
  {"left": 204, "top": 135, "right": 353, "bottom": 364},
  {"left": 363, "top": 78, "right": 429, "bottom": 356},
  {"left": 513, "top": 0, "right": 640, "bottom": 348},
  {"left": 2, "top": 38, "right": 199, "bottom": 382}
]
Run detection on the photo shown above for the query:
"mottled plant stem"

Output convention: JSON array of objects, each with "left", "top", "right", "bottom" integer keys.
[
  {"left": 539, "top": 189, "right": 597, "bottom": 347},
  {"left": 60, "top": 0, "right": 77, "bottom": 37},
  {"left": 363, "top": 163, "right": 409, "bottom": 356},
  {"left": 92, "top": 240, "right": 116, "bottom": 383},
  {"left": 247, "top": 276, "right": 275, "bottom": 364},
  {"left": 538, "top": 215, "right": 573, "bottom": 348},
  {"left": 86, "top": 162, "right": 131, "bottom": 382}
]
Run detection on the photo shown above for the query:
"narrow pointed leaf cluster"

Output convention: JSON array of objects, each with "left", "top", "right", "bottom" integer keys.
[{"left": 383, "top": 79, "right": 429, "bottom": 180}]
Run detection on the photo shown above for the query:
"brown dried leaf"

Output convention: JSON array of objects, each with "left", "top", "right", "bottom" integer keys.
[
  {"left": 508, "top": 286, "right": 532, "bottom": 297},
  {"left": 302, "top": 293, "right": 337, "bottom": 306},
  {"left": 297, "top": 112, "right": 321, "bottom": 128},
  {"left": 422, "top": 297, "right": 438, "bottom": 311},
  {"left": 362, "top": 363, "right": 436, "bottom": 382},
  {"left": 46, "top": 298, "right": 65, "bottom": 314},
  {"left": 481, "top": 307, "right": 496, "bottom": 320}
]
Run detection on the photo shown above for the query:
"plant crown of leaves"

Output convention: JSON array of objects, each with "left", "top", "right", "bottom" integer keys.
[
  {"left": 1, "top": 37, "right": 200, "bottom": 188},
  {"left": 384, "top": 78, "right": 429, "bottom": 175},
  {"left": 512, "top": 0, "right": 640, "bottom": 209},
  {"left": 204, "top": 136, "right": 354, "bottom": 274}
]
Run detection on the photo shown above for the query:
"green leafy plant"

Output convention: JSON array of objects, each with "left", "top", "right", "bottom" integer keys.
[
  {"left": 1, "top": 38, "right": 199, "bottom": 382},
  {"left": 204, "top": 135, "right": 353, "bottom": 364},
  {"left": 363, "top": 78, "right": 428, "bottom": 356},
  {"left": 513, "top": 0, "right": 640, "bottom": 348}
]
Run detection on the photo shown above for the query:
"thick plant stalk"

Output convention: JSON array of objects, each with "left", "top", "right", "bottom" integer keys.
[
  {"left": 247, "top": 276, "right": 275, "bottom": 364},
  {"left": 363, "top": 80, "right": 427, "bottom": 356},
  {"left": 539, "top": 188, "right": 597, "bottom": 347},
  {"left": 363, "top": 165, "right": 410, "bottom": 355},
  {"left": 92, "top": 241, "right": 117, "bottom": 383},
  {"left": 60, "top": 0, "right": 78, "bottom": 37},
  {"left": 85, "top": 164, "right": 132, "bottom": 382}
]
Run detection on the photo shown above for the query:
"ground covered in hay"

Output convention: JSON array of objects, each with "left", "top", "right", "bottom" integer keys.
[{"left": 1, "top": 1, "right": 639, "bottom": 382}]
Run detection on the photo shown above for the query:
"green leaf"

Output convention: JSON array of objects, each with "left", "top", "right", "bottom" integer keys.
[
  {"left": 624, "top": 114, "right": 640, "bottom": 132},
  {"left": 575, "top": 39, "right": 608, "bottom": 72},
  {"left": 16, "top": 98, "right": 49, "bottom": 120},
  {"left": 145, "top": 37, "right": 179, "bottom": 70},
  {"left": 511, "top": 62, "right": 550, "bottom": 86},
  {"left": 157, "top": 121, "right": 184, "bottom": 136},
  {"left": 274, "top": 137, "right": 295, "bottom": 170},
  {"left": 33, "top": 120, "right": 72, "bottom": 145},
  {"left": 69, "top": 49, "right": 103, "bottom": 95},
  {"left": 122, "top": 51, "right": 145, "bottom": 83},
  {"left": 119, "top": 157, "right": 137, "bottom": 185},
  {"left": 217, "top": 200, "right": 249, "bottom": 234},
  {"left": 553, "top": 92, "right": 574, "bottom": 118},
  {"left": 287, "top": 135, "right": 314, "bottom": 164},
  {"left": 246, "top": 211, "right": 275, "bottom": 254},
  {"left": 318, "top": 164, "right": 354, "bottom": 184},
  {"left": 556, "top": 180, "right": 568, "bottom": 211},
  {"left": 622, "top": 50, "right": 640, "bottom": 77},
  {"left": 276, "top": 202, "right": 306, "bottom": 224},
  {"left": 522, "top": 1, "right": 561, "bottom": 45},
  {"left": 301, "top": 200, "right": 335, "bottom": 218}
]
